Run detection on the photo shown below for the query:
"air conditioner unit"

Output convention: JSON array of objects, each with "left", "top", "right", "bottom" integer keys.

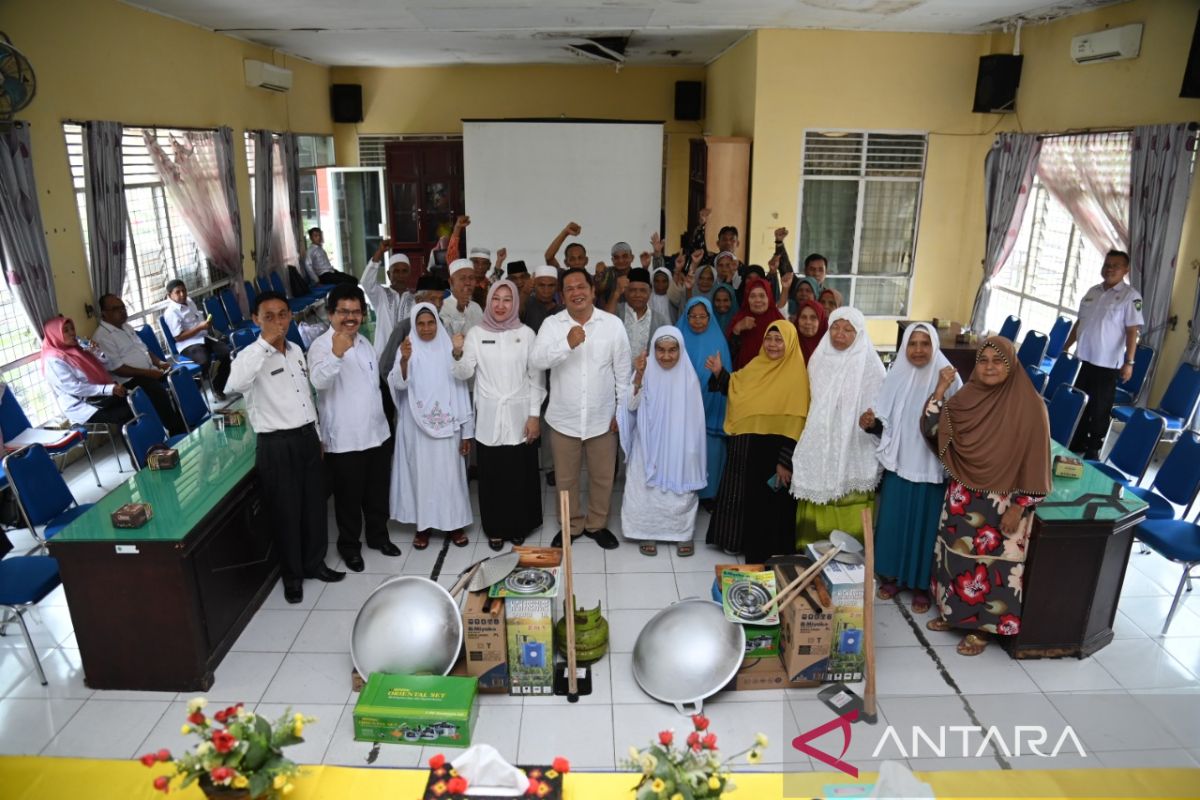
[
  {"left": 1071, "top": 23, "right": 1142, "bottom": 64},
  {"left": 244, "top": 60, "right": 293, "bottom": 92}
]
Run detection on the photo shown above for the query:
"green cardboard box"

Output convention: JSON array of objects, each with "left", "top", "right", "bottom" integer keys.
[
  {"left": 743, "top": 624, "right": 781, "bottom": 658},
  {"left": 353, "top": 673, "right": 478, "bottom": 746}
]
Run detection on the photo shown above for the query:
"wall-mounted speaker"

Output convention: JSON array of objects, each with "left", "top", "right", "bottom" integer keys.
[
  {"left": 972, "top": 54, "right": 1023, "bottom": 114},
  {"left": 674, "top": 81, "right": 703, "bottom": 121},
  {"left": 330, "top": 84, "right": 363, "bottom": 123}
]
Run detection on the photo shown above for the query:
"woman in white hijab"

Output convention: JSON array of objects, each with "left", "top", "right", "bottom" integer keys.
[
  {"left": 791, "top": 306, "right": 886, "bottom": 547},
  {"left": 650, "top": 266, "right": 675, "bottom": 321},
  {"left": 389, "top": 302, "right": 475, "bottom": 551},
  {"left": 619, "top": 326, "right": 707, "bottom": 557},
  {"left": 863, "top": 323, "right": 962, "bottom": 613}
]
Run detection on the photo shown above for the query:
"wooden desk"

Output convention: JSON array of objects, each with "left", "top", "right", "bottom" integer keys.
[
  {"left": 1005, "top": 442, "right": 1148, "bottom": 659},
  {"left": 49, "top": 417, "right": 278, "bottom": 691},
  {"left": 895, "top": 320, "right": 978, "bottom": 379}
]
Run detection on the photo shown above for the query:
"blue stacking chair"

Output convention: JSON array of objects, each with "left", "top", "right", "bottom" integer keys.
[
  {"left": 1040, "top": 316, "right": 1073, "bottom": 370},
  {"left": 244, "top": 280, "right": 258, "bottom": 312},
  {"left": 255, "top": 275, "right": 273, "bottom": 296},
  {"left": 1087, "top": 409, "right": 1166, "bottom": 486},
  {"left": 1024, "top": 364, "right": 1048, "bottom": 395},
  {"left": 122, "top": 414, "right": 168, "bottom": 471},
  {"left": 286, "top": 321, "right": 307, "bottom": 352},
  {"left": 167, "top": 367, "right": 212, "bottom": 432},
  {"left": 230, "top": 328, "right": 258, "bottom": 354},
  {"left": 1047, "top": 385, "right": 1088, "bottom": 447},
  {"left": 1042, "top": 353, "right": 1080, "bottom": 402},
  {"left": 127, "top": 387, "right": 186, "bottom": 449},
  {"left": 220, "top": 288, "right": 260, "bottom": 334},
  {"left": 270, "top": 272, "right": 314, "bottom": 312},
  {"left": 1113, "top": 345, "right": 1154, "bottom": 405},
  {"left": 1124, "top": 432, "right": 1200, "bottom": 522},
  {"left": 1112, "top": 363, "right": 1200, "bottom": 441},
  {"left": 136, "top": 325, "right": 201, "bottom": 382},
  {"left": 1134, "top": 516, "right": 1200, "bottom": 635},
  {"left": 203, "top": 296, "right": 235, "bottom": 336},
  {"left": 2, "top": 445, "right": 95, "bottom": 552},
  {"left": 998, "top": 315, "right": 1021, "bottom": 342},
  {"left": 1016, "top": 331, "right": 1049, "bottom": 371},
  {"left": 0, "top": 385, "right": 100, "bottom": 487},
  {"left": 0, "top": 554, "right": 62, "bottom": 684}
]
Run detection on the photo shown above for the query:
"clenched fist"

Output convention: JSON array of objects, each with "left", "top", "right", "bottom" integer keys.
[
  {"left": 451, "top": 333, "right": 465, "bottom": 354},
  {"left": 564, "top": 221, "right": 582, "bottom": 236},
  {"left": 400, "top": 336, "right": 413, "bottom": 363},
  {"left": 567, "top": 325, "right": 586, "bottom": 349},
  {"left": 733, "top": 316, "right": 757, "bottom": 335},
  {"left": 859, "top": 408, "right": 876, "bottom": 431}
]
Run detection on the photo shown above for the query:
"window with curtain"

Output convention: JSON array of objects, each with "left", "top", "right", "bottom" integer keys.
[
  {"left": 797, "top": 131, "right": 926, "bottom": 316},
  {"left": 63, "top": 123, "right": 216, "bottom": 316},
  {"left": 245, "top": 132, "right": 333, "bottom": 267},
  {"left": 0, "top": 282, "right": 58, "bottom": 426}
]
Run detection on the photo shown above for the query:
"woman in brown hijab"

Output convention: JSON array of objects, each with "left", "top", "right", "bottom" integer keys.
[{"left": 923, "top": 336, "right": 1052, "bottom": 656}]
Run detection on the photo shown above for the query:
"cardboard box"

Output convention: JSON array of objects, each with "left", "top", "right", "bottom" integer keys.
[
  {"left": 806, "top": 545, "right": 865, "bottom": 683},
  {"left": 462, "top": 589, "right": 508, "bottom": 694},
  {"left": 353, "top": 673, "right": 478, "bottom": 746},
  {"left": 743, "top": 624, "right": 781, "bottom": 658},
  {"left": 504, "top": 595, "right": 558, "bottom": 696},
  {"left": 111, "top": 502, "right": 153, "bottom": 528},
  {"left": 729, "top": 654, "right": 817, "bottom": 691},
  {"left": 773, "top": 562, "right": 834, "bottom": 683}
]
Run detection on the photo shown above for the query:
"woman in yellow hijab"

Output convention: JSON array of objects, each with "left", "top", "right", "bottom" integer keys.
[{"left": 703, "top": 320, "right": 810, "bottom": 561}]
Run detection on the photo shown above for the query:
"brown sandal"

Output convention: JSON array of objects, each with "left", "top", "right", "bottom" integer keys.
[
  {"left": 957, "top": 633, "right": 989, "bottom": 656},
  {"left": 450, "top": 529, "right": 470, "bottom": 548},
  {"left": 911, "top": 591, "right": 932, "bottom": 614},
  {"left": 926, "top": 618, "right": 952, "bottom": 632},
  {"left": 639, "top": 543, "right": 658, "bottom": 556},
  {"left": 876, "top": 580, "right": 900, "bottom": 601},
  {"left": 413, "top": 531, "right": 431, "bottom": 550}
]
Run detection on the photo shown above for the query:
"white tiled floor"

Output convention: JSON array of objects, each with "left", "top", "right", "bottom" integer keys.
[{"left": 2, "top": 448, "right": 1199, "bottom": 776}]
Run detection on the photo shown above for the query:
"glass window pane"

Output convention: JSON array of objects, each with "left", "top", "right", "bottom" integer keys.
[
  {"left": 799, "top": 180, "right": 857, "bottom": 277},
  {"left": 853, "top": 277, "right": 909, "bottom": 317},
  {"left": 986, "top": 289, "right": 1022, "bottom": 335},
  {"left": 391, "top": 182, "right": 419, "bottom": 242},
  {"left": 803, "top": 132, "right": 863, "bottom": 176},
  {"left": 857, "top": 181, "right": 918, "bottom": 275}
]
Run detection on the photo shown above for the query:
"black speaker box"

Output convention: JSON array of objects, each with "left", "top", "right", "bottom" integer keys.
[
  {"left": 675, "top": 81, "right": 703, "bottom": 121},
  {"left": 1180, "top": 9, "right": 1200, "bottom": 98},
  {"left": 972, "top": 54, "right": 1023, "bottom": 114},
  {"left": 330, "top": 84, "right": 364, "bottom": 123}
]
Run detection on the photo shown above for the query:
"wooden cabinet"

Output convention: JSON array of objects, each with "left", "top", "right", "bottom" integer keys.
[{"left": 687, "top": 137, "right": 751, "bottom": 262}]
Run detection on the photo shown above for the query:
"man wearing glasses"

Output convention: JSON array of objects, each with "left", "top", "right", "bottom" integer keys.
[{"left": 307, "top": 284, "right": 401, "bottom": 573}]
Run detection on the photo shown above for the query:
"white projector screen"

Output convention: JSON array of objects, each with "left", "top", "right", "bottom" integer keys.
[{"left": 462, "top": 120, "right": 664, "bottom": 274}]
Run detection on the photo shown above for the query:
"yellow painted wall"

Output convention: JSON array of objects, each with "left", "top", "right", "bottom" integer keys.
[
  {"left": 4, "top": 0, "right": 332, "bottom": 325},
  {"left": 331, "top": 63, "right": 704, "bottom": 251},
  {"left": 705, "top": 34, "right": 757, "bottom": 138}
]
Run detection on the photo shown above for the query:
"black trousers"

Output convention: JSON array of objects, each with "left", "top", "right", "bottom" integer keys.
[
  {"left": 182, "top": 337, "right": 232, "bottom": 393},
  {"left": 256, "top": 425, "right": 329, "bottom": 583},
  {"left": 125, "top": 375, "right": 186, "bottom": 436},
  {"left": 84, "top": 395, "right": 135, "bottom": 426},
  {"left": 326, "top": 444, "right": 392, "bottom": 557},
  {"left": 318, "top": 271, "right": 358, "bottom": 286},
  {"left": 1071, "top": 360, "right": 1120, "bottom": 456}
]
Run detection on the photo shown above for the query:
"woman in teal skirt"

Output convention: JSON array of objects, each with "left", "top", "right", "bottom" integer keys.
[{"left": 862, "top": 323, "right": 961, "bottom": 613}]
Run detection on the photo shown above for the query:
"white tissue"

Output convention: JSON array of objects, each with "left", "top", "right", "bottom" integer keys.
[
  {"left": 451, "top": 743, "right": 528, "bottom": 797},
  {"left": 868, "top": 760, "right": 935, "bottom": 800}
]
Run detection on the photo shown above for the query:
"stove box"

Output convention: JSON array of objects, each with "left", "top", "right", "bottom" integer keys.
[
  {"left": 462, "top": 589, "right": 508, "bottom": 694},
  {"left": 353, "top": 673, "right": 478, "bottom": 747},
  {"left": 729, "top": 654, "right": 816, "bottom": 691},
  {"left": 494, "top": 568, "right": 560, "bottom": 697},
  {"left": 772, "top": 561, "right": 834, "bottom": 684},
  {"left": 805, "top": 545, "right": 865, "bottom": 683}
]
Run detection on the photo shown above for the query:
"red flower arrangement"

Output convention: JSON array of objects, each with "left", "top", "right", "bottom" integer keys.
[{"left": 623, "top": 715, "right": 767, "bottom": 798}]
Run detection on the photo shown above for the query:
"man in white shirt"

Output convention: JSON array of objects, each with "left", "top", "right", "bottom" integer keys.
[
  {"left": 441, "top": 258, "right": 484, "bottom": 336},
  {"left": 1062, "top": 249, "right": 1144, "bottom": 460},
  {"left": 610, "top": 267, "right": 669, "bottom": 363},
  {"left": 531, "top": 268, "right": 631, "bottom": 549},
  {"left": 360, "top": 238, "right": 414, "bottom": 362},
  {"left": 226, "top": 290, "right": 345, "bottom": 604},
  {"left": 308, "top": 284, "right": 400, "bottom": 573},
  {"left": 162, "top": 279, "right": 232, "bottom": 400},
  {"left": 303, "top": 227, "right": 356, "bottom": 286},
  {"left": 93, "top": 293, "right": 186, "bottom": 436}
]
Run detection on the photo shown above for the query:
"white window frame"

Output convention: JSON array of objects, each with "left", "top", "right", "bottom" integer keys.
[{"left": 795, "top": 128, "right": 927, "bottom": 319}]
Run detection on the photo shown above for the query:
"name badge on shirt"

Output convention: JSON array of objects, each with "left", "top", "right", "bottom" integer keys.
[
  {"left": 270, "top": 368, "right": 285, "bottom": 376},
  {"left": 482, "top": 339, "right": 496, "bottom": 345}
]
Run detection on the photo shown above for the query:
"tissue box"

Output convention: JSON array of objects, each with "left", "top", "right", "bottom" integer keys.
[
  {"left": 218, "top": 409, "right": 246, "bottom": 427},
  {"left": 111, "top": 502, "right": 153, "bottom": 529},
  {"left": 422, "top": 764, "right": 564, "bottom": 799},
  {"left": 353, "top": 673, "right": 477, "bottom": 746},
  {"left": 462, "top": 589, "right": 508, "bottom": 694},
  {"left": 806, "top": 545, "right": 865, "bottom": 683},
  {"left": 146, "top": 446, "right": 179, "bottom": 470},
  {"left": 1053, "top": 454, "right": 1085, "bottom": 479}
]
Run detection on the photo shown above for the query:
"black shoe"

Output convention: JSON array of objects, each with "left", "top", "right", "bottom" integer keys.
[
  {"left": 313, "top": 565, "right": 346, "bottom": 582},
  {"left": 343, "top": 553, "right": 365, "bottom": 573},
  {"left": 585, "top": 528, "right": 620, "bottom": 550},
  {"left": 368, "top": 541, "right": 402, "bottom": 557},
  {"left": 546, "top": 470, "right": 556, "bottom": 487},
  {"left": 488, "top": 538, "right": 504, "bottom": 551},
  {"left": 283, "top": 580, "right": 303, "bottom": 604},
  {"left": 512, "top": 536, "right": 526, "bottom": 546},
  {"left": 550, "top": 530, "right": 582, "bottom": 548}
]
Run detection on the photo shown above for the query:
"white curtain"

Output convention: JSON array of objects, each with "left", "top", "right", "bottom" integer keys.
[{"left": 1036, "top": 132, "right": 1131, "bottom": 255}]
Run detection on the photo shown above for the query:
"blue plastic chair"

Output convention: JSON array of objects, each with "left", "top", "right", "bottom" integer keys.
[
  {"left": 998, "top": 315, "right": 1021, "bottom": 342},
  {"left": 1113, "top": 345, "right": 1154, "bottom": 405},
  {"left": 270, "top": 272, "right": 314, "bottom": 312},
  {"left": 1086, "top": 408, "right": 1166, "bottom": 487},
  {"left": 244, "top": 281, "right": 258, "bottom": 313},
  {"left": 1111, "top": 363, "right": 1200, "bottom": 440},
  {"left": 203, "top": 296, "right": 234, "bottom": 336},
  {"left": 1047, "top": 385, "right": 1088, "bottom": 447},
  {"left": 1132, "top": 514, "right": 1200, "bottom": 635},
  {"left": 2, "top": 445, "right": 94, "bottom": 552},
  {"left": 1017, "top": 331, "right": 1049, "bottom": 371},
  {"left": 286, "top": 321, "right": 307, "bottom": 352},
  {"left": 122, "top": 414, "right": 168, "bottom": 471},
  {"left": 1040, "top": 316, "right": 1073, "bottom": 370},
  {"left": 1042, "top": 353, "right": 1080, "bottom": 402},
  {"left": 230, "top": 328, "right": 258, "bottom": 354},
  {"left": 1124, "top": 432, "right": 1200, "bottom": 522},
  {"left": 167, "top": 367, "right": 212, "bottom": 432},
  {"left": 126, "top": 387, "right": 186, "bottom": 449},
  {"left": 0, "top": 385, "right": 100, "bottom": 487},
  {"left": 136, "top": 325, "right": 201, "bottom": 381},
  {"left": 1024, "top": 365, "right": 1048, "bottom": 395},
  {"left": 0, "top": 555, "right": 62, "bottom": 684},
  {"left": 220, "top": 288, "right": 259, "bottom": 334},
  {"left": 255, "top": 275, "right": 272, "bottom": 296}
]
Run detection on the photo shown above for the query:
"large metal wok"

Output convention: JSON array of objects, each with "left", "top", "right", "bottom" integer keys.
[
  {"left": 350, "top": 576, "right": 462, "bottom": 677},
  {"left": 632, "top": 598, "right": 745, "bottom": 715}
]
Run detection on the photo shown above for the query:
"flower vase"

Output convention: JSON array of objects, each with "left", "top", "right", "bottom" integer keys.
[{"left": 198, "top": 776, "right": 260, "bottom": 800}]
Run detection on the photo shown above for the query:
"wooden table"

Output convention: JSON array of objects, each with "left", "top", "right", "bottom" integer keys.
[
  {"left": 49, "top": 415, "right": 278, "bottom": 691},
  {"left": 1005, "top": 442, "right": 1148, "bottom": 659},
  {"left": 895, "top": 320, "right": 979, "bottom": 379}
]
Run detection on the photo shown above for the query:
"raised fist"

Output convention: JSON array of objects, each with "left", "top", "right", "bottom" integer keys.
[
  {"left": 565, "top": 222, "right": 582, "bottom": 236},
  {"left": 567, "top": 325, "right": 586, "bottom": 349},
  {"left": 640, "top": 251, "right": 652, "bottom": 268},
  {"left": 451, "top": 333, "right": 466, "bottom": 353},
  {"left": 400, "top": 336, "right": 413, "bottom": 362},
  {"left": 774, "top": 227, "right": 789, "bottom": 241}
]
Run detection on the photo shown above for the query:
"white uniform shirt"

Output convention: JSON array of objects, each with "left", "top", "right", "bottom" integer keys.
[
  {"left": 162, "top": 298, "right": 207, "bottom": 350},
  {"left": 1074, "top": 281, "right": 1144, "bottom": 369},
  {"left": 360, "top": 258, "right": 415, "bottom": 362},
  {"left": 92, "top": 321, "right": 155, "bottom": 382},
  {"left": 306, "top": 328, "right": 390, "bottom": 453},
  {"left": 530, "top": 307, "right": 631, "bottom": 440},
  {"left": 440, "top": 300, "right": 484, "bottom": 337},
  {"left": 452, "top": 325, "right": 547, "bottom": 447},
  {"left": 44, "top": 351, "right": 119, "bottom": 425},
  {"left": 225, "top": 338, "right": 317, "bottom": 434},
  {"left": 304, "top": 245, "right": 334, "bottom": 284}
]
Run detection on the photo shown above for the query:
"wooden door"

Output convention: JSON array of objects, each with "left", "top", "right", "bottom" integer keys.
[{"left": 384, "top": 141, "right": 464, "bottom": 284}]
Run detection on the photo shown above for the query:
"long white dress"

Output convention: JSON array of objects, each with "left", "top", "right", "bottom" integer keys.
[{"left": 620, "top": 394, "right": 699, "bottom": 543}]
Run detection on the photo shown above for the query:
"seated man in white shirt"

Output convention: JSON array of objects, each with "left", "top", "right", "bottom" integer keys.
[
  {"left": 162, "top": 280, "right": 232, "bottom": 400},
  {"left": 93, "top": 294, "right": 186, "bottom": 436},
  {"left": 303, "top": 228, "right": 357, "bottom": 286}
]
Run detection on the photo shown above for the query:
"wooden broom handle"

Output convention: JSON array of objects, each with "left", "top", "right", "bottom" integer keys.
[
  {"left": 861, "top": 508, "right": 877, "bottom": 718},
  {"left": 559, "top": 490, "right": 578, "bottom": 696}
]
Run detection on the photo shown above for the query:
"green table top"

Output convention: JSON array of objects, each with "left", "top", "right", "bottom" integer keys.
[
  {"left": 1035, "top": 442, "right": 1149, "bottom": 523},
  {"left": 53, "top": 415, "right": 257, "bottom": 543}
]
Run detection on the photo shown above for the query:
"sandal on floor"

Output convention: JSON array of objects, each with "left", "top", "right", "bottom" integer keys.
[
  {"left": 450, "top": 530, "right": 470, "bottom": 548},
  {"left": 876, "top": 580, "right": 900, "bottom": 601},
  {"left": 676, "top": 542, "right": 695, "bottom": 557},
  {"left": 957, "top": 633, "right": 989, "bottom": 656},
  {"left": 639, "top": 543, "right": 658, "bottom": 556},
  {"left": 926, "top": 618, "right": 952, "bottom": 632},
  {"left": 911, "top": 591, "right": 932, "bottom": 614},
  {"left": 413, "top": 531, "right": 431, "bottom": 550},
  {"left": 488, "top": 538, "right": 504, "bottom": 552}
]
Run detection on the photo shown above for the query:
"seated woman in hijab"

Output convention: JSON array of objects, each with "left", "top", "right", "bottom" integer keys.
[
  {"left": 925, "top": 336, "right": 1051, "bottom": 656},
  {"left": 819, "top": 287, "right": 844, "bottom": 316},
  {"left": 705, "top": 320, "right": 809, "bottom": 562},
  {"left": 793, "top": 299, "right": 828, "bottom": 365},
  {"left": 791, "top": 307, "right": 886, "bottom": 547},
  {"left": 726, "top": 276, "right": 784, "bottom": 371},
  {"left": 41, "top": 316, "right": 135, "bottom": 428},
  {"left": 620, "top": 327, "right": 707, "bottom": 557},
  {"left": 865, "top": 323, "right": 962, "bottom": 614},
  {"left": 677, "top": 297, "right": 732, "bottom": 512},
  {"left": 389, "top": 303, "right": 475, "bottom": 551}
]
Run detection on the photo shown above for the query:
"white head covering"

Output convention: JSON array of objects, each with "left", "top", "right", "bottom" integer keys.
[
  {"left": 404, "top": 303, "right": 473, "bottom": 439},
  {"left": 618, "top": 326, "right": 707, "bottom": 494},
  {"left": 875, "top": 323, "right": 962, "bottom": 484},
  {"left": 649, "top": 267, "right": 672, "bottom": 321},
  {"left": 790, "top": 306, "right": 887, "bottom": 503},
  {"left": 468, "top": 247, "right": 491, "bottom": 261},
  {"left": 387, "top": 252, "right": 410, "bottom": 267},
  {"left": 449, "top": 258, "right": 473, "bottom": 276},
  {"left": 534, "top": 265, "right": 559, "bottom": 280}
]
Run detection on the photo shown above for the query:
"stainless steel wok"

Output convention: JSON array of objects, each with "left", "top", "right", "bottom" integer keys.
[
  {"left": 350, "top": 576, "right": 462, "bottom": 677},
  {"left": 632, "top": 598, "right": 746, "bottom": 715}
]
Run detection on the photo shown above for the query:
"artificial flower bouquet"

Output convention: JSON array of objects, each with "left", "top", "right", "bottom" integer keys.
[
  {"left": 622, "top": 714, "right": 768, "bottom": 799},
  {"left": 137, "top": 698, "right": 315, "bottom": 798}
]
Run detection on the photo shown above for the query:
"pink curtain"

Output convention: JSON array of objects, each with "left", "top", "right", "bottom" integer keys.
[{"left": 1036, "top": 132, "right": 1131, "bottom": 254}]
